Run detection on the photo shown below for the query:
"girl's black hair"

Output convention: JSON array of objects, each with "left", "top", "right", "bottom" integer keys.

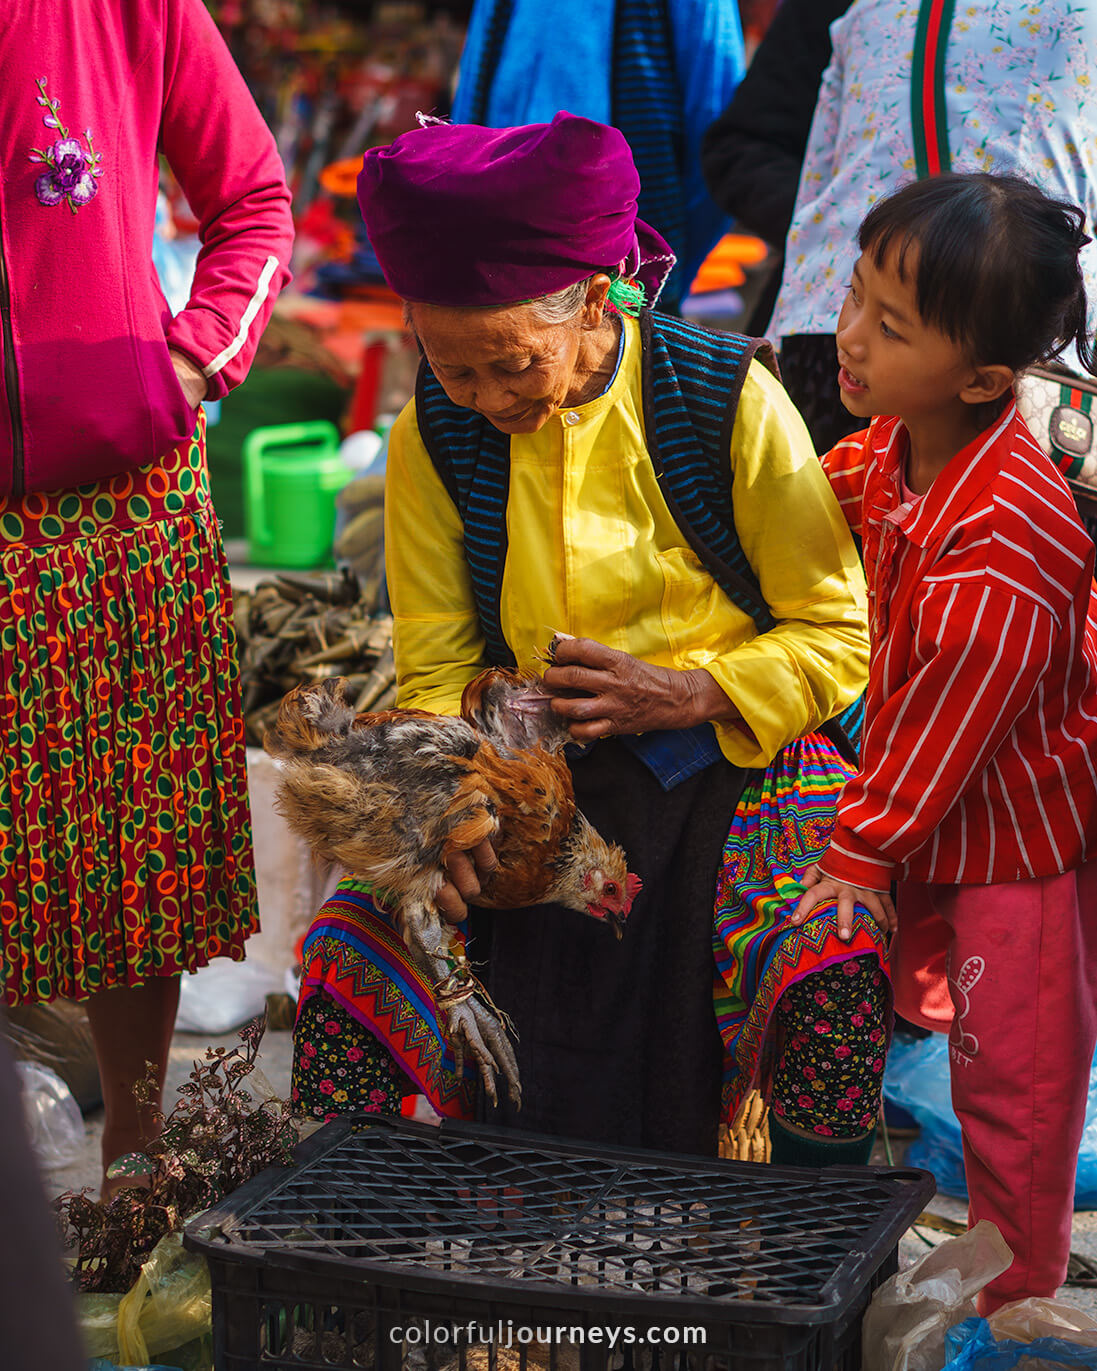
[{"left": 858, "top": 172, "right": 1095, "bottom": 376}]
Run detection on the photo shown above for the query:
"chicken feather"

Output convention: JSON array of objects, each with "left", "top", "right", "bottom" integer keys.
[{"left": 265, "top": 669, "right": 641, "bottom": 1106}]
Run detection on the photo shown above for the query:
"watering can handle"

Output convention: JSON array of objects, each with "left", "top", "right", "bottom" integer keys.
[
  {"left": 242, "top": 421, "right": 340, "bottom": 554},
  {"left": 243, "top": 433, "right": 271, "bottom": 553},
  {"left": 249, "top": 421, "right": 341, "bottom": 453}
]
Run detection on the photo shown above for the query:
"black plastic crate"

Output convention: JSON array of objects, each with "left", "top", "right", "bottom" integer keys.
[{"left": 184, "top": 1116, "right": 934, "bottom": 1371}]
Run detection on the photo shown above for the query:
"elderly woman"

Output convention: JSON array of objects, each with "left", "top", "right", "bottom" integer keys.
[{"left": 292, "top": 113, "right": 890, "bottom": 1165}]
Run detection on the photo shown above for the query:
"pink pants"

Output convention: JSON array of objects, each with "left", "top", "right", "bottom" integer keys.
[{"left": 894, "top": 863, "right": 1097, "bottom": 1313}]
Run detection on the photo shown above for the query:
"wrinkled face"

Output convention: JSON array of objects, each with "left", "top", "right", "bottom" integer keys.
[
  {"left": 408, "top": 301, "right": 586, "bottom": 434},
  {"left": 835, "top": 245, "right": 976, "bottom": 423}
]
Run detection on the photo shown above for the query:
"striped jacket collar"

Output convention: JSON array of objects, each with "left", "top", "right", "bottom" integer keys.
[{"left": 868, "top": 402, "right": 1018, "bottom": 549}]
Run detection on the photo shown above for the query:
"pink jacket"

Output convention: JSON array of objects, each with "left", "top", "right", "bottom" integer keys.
[{"left": 0, "top": 0, "right": 294, "bottom": 495}]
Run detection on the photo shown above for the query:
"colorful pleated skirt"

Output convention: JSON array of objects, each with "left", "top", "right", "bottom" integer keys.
[{"left": 0, "top": 412, "right": 258, "bottom": 1005}]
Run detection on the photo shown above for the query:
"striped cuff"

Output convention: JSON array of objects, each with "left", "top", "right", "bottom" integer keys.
[{"left": 819, "top": 825, "right": 896, "bottom": 891}]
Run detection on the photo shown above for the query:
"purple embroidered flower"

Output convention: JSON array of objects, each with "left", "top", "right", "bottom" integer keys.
[
  {"left": 35, "top": 139, "right": 98, "bottom": 207},
  {"left": 27, "top": 79, "right": 103, "bottom": 214}
]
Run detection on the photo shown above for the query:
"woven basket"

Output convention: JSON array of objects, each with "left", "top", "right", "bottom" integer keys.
[{"left": 719, "top": 1089, "right": 771, "bottom": 1163}]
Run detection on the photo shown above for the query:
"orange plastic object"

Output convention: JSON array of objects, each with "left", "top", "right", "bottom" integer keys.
[
  {"left": 689, "top": 233, "right": 769, "bottom": 294},
  {"left": 319, "top": 157, "right": 367, "bottom": 198}
]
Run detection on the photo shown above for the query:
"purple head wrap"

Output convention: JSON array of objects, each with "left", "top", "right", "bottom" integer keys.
[{"left": 356, "top": 111, "right": 675, "bottom": 308}]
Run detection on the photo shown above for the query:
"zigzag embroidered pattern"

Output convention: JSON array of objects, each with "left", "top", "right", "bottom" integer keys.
[
  {"left": 298, "top": 882, "right": 474, "bottom": 1118},
  {"left": 713, "top": 732, "right": 890, "bottom": 1123}
]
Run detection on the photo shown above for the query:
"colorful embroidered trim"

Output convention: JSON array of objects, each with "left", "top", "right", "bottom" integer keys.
[
  {"left": 1051, "top": 383, "right": 1094, "bottom": 479},
  {"left": 296, "top": 879, "right": 474, "bottom": 1119},
  {"left": 713, "top": 731, "right": 891, "bottom": 1124}
]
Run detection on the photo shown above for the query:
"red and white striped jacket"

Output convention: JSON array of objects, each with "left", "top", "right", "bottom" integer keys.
[{"left": 821, "top": 403, "right": 1097, "bottom": 888}]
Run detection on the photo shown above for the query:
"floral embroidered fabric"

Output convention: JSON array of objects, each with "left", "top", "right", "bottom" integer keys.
[
  {"left": 28, "top": 78, "right": 103, "bottom": 212},
  {"left": 770, "top": 955, "right": 887, "bottom": 1137},
  {"left": 291, "top": 993, "right": 405, "bottom": 1122}
]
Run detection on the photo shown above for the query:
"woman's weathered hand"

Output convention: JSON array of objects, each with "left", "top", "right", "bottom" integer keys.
[
  {"left": 791, "top": 863, "right": 896, "bottom": 942},
  {"left": 436, "top": 837, "right": 499, "bottom": 925},
  {"left": 543, "top": 636, "right": 732, "bottom": 741}
]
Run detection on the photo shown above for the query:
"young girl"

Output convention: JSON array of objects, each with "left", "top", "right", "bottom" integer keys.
[{"left": 793, "top": 172, "right": 1097, "bottom": 1313}]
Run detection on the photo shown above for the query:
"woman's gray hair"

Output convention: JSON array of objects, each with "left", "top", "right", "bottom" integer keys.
[
  {"left": 525, "top": 275, "right": 593, "bottom": 325},
  {"left": 403, "top": 274, "right": 594, "bottom": 329}
]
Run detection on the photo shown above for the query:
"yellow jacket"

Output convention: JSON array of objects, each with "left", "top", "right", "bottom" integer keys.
[{"left": 385, "top": 314, "right": 868, "bottom": 768}]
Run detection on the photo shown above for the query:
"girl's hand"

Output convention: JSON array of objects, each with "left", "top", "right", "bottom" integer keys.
[
  {"left": 543, "top": 637, "right": 739, "bottom": 740},
  {"left": 791, "top": 864, "right": 896, "bottom": 942}
]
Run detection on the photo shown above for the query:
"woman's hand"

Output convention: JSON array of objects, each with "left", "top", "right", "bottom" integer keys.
[
  {"left": 543, "top": 637, "right": 740, "bottom": 741},
  {"left": 791, "top": 864, "right": 896, "bottom": 942},
  {"left": 436, "top": 837, "right": 499, "bottom": 925},
  {"left": 169, "top": 348, "right": 209, "bottom": 409}
]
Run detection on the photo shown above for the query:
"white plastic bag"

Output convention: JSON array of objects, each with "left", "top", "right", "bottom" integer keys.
[
  {"left": 16, "top": 1059, "right": 85, "bottom": 1170},
  {"left": 174, "top": 958, "right": 282, "bottom": 1034},
  {"left": 862, "top": 1220, "right": 1014, "bottom": 1371}
]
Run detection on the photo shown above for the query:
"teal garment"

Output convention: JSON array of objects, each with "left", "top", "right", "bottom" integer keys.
[{"left": 769, "top": 1119, "right": 878, "bottom": 1168}]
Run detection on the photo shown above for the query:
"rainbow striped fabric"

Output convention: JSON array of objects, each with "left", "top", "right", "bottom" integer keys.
[
  {"left": 297, "top": 879, "right": 474, "bottom": 1119},
  {"left": 714, "top": 732, "right": 890, "bottom": 1124}
]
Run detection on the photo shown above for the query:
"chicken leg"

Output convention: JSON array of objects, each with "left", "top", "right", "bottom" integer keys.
[{"left": 398, "top": 898, "right": 521, "bottom": 1107}]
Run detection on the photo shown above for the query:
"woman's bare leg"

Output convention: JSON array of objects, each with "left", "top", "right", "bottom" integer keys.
[{"left": 84, "top": 975, "right": 181, "bottom": 1195}]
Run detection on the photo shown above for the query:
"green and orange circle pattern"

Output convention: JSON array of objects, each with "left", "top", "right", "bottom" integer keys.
[{"left": 0, "top": 414, "right": 258, "bottom": 1005}]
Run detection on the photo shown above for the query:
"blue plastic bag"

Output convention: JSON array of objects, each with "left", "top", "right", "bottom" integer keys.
[
  {"left": 945, "top": 1316, "right": 1097, "bottom": 1367},
  {"left": 883, "top": 1033, "right": 1097, "bottom": 1206}
]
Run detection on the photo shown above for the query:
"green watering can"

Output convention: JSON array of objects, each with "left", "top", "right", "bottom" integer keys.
[{"left": 242, "top": 421, "right": 351, "bottom": 568}]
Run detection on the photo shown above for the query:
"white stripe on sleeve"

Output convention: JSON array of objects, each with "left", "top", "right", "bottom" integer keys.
[{"left": 202, "top": 255, "right": 281, "bottom": 379}]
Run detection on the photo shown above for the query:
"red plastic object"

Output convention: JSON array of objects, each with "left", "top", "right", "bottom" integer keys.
[{"left": 347, "top": 338, "right": 388, "bottom": 434}]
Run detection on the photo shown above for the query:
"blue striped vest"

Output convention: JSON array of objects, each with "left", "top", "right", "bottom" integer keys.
[{"left": 415, "top": 309, "right": 774, "bottom": 653}]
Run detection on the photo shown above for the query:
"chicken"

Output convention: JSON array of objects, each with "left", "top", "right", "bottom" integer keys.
[{"left": 264, "top": 667, "right": 641, "bottom": 1106}]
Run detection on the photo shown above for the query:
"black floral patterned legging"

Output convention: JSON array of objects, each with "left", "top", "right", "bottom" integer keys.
[{"left": 770, "top": 956, "right": 888, "bottom": 1138}]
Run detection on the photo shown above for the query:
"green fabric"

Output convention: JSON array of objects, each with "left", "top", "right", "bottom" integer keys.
[
  {"left": 769, "top": 1118, "right": 878, "bottom": 1169},
  {"left": 911, "top": 0, "right": 957, "bottom": 178}
]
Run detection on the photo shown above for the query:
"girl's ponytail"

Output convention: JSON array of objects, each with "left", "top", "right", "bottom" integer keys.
[{"left": 1053, "top": 204, "right": 1096, "bottom": 377}]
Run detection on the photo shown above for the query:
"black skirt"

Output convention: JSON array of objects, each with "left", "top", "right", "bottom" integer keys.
[{"left": 477, "top": 739, "right": 746, "bottom": 1157}]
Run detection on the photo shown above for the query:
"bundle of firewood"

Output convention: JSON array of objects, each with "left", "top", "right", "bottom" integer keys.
[
  {"left": 234, "top": 567, "right": 395, "bottom": 747},
  {"left": 333, "top": 471, "right": 386, "bottom": 590}
]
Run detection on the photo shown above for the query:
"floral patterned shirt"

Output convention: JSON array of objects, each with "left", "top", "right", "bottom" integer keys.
[{"left": 770, "top": 0, "right": 1097, "bottom": 369}]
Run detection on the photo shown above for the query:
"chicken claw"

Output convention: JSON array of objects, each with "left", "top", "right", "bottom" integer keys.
[
  {"left": 399, "top": 899, "right": 521, "bottom": 1107},
  {"left": 444, "top": 993, "right": 521, "bottom": 1108}
]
